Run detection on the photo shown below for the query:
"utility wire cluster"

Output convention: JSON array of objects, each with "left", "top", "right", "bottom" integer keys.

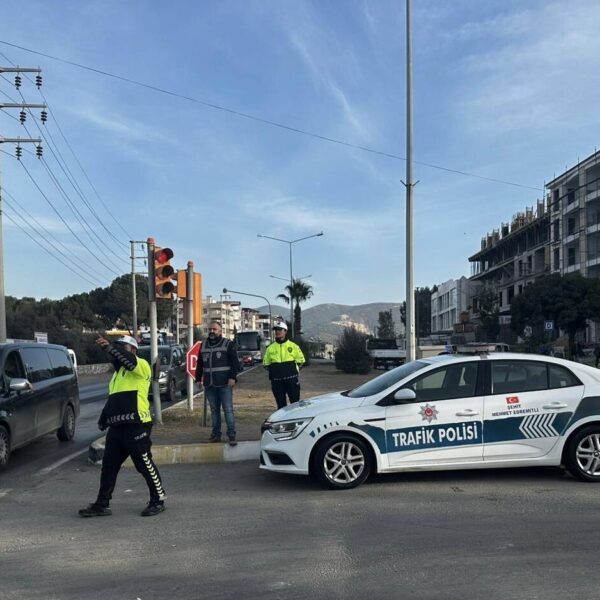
[{"left": 0, "top": 54, "right": 132, "bottom": 288}]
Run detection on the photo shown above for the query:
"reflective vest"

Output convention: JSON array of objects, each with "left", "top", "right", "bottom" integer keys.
[
  {"left": 263, "top": 340, "right": 305, "bottom": 381},
  {"left": 201, "top": 337, "right": 234, "bottom": 387},
  {"left": 102, "top": 358, "right": 152, "bottom": 426}
]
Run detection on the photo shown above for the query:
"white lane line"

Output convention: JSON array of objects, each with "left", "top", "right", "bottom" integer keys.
[
  {"left": 0, "top": 489, "right": 13, "bottom": 498},
  {"left": 36, "top": 447, "right": 89, "bottom": 476}
]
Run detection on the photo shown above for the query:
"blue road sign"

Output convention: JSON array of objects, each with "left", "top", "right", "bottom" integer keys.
[{"left": 544, "top": 320, "right": 554, "bottom": 331}]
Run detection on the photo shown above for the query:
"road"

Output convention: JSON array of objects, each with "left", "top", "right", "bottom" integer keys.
[
  {"left": 0, "top": 373, "right": 180, "bottom": 491},
  {"left": 2, "top": 458, "right": 599, "bottom": 599}
]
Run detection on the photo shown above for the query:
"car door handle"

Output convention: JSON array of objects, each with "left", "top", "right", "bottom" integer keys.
[
  {"left": 456, "top": 410, "right": 479, "bottom": 417},
  {"left": 542, "top": 402, "right": 568, "bottom": 409}
]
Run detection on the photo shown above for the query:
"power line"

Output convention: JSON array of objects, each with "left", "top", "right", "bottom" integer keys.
[
  {"left": 3, "top": 206, "right": 102, "bottom": 287},
  {"left": 1, "top": 73, "right": 129, "bottom": 260},
  {"left": 13, "top": 152, "right": 123, "bottom": 277},
  {"left": 2, "top": 186, "right": 108, "bottom": 282},
  {"left": 0, "top": 60, "right": 133, "bottom": 243},
  {"left": 0, "top": 39, "right": 543, "bottom": 192}
]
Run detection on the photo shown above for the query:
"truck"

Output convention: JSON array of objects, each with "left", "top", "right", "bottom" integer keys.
[{"left": 366, "top": 338, "right": 406, "bottom": 370}]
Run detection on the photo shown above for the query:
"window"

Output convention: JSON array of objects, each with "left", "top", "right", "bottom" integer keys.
[
  {"left": 553, "top": 220, "right": 560, "bottom": 241},
  {"left": 48, "top": 348, "right": 74, "bottom": 378},
  {"left": 507, "top": 287, "right": 515, "bottom": 304},
  {"left": 491, "top": 361, "right": 548, "bottom": 394},
  {"left": 567, "top": 218, "right": 575, "bottom": 236},
  {"left": 548, "top": 364, "right": 580, "bottom": 389},
  {"left": 347, "top": 361, "right": 428, "bottom": 398},
  {"left": 20, "top": 347, "right": 53, "bottom": 383},
  {"left": 553, "top": 248, "right": 560, "bottom": 271},
  {"left": 568, "top": 247, "right": 576, "bottom": 267},
  {"left": 405, "top": 362, "right": 479, "bottom": 402},
  {"left": 1, "top": 351, "right": 26, "bottom": 394}
]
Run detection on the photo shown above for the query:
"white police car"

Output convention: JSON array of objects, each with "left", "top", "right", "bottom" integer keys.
[{"left": 260, "top": 352, "right": 600, "bottom": 489}]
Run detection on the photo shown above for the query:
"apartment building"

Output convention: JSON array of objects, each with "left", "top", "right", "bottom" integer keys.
[
  {"left": 546, "top": 150, "right": 600, "bottom": 277},
  {"left": 431, "top": 277, "right": 478, "bottom": 334},
  {"left": 201, "top": 297, "right": 242, "bottom": 339},
  {"left": 468, "top": 200, "right": 550, "bottom": 321}
]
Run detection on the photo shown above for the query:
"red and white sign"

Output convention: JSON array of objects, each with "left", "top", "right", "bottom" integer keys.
[
  {"left": 506, "top": 396, "right": 520, "bottom": 405},
  {"left": 186, "top": 341, "right": 202, "bottom": 379}
]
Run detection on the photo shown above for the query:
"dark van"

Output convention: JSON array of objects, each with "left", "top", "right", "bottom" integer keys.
[{"left": 0, "top": 343, "right": 80, "bottom": 469}]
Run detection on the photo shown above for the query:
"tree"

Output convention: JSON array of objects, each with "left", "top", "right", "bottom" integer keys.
[
  {"left": 334, "top": 326, "right": 371, "bottom": 374},
  {"left": 511, "top": 273, "right": 600, "bottom": 356},
  {"left": 400, "top": 287, "right": 433, "bottom": 337},
  {"left": 477, "top": 286, "right": 501, "bottom": 342},
  {"left": 276, "top": 279, "right": 314, "bottom": 339},
  {"left": 377, "top": 309, "right": 395, "bottom": 338}
]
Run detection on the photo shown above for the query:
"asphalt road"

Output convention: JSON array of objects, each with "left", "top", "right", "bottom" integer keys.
[
  {"left": 0, "top": 373, "right": 180, "bottom": 489},
  {"left": 1, "top": 456, "right": 599, "bottom": 600}
]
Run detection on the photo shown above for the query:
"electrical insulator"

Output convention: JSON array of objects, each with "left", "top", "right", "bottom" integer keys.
[
  {"left": 15, "top": 146, "right": 22, "bottom": 160},
  {"left": 36, "top": 74, "right": 43, "bottom": 88},
  {"left": 19, "top": 110, "right": 27, "bottom": 124},
  {"left": 36, "top": 144, "right": 43, "bottom": 158},
  {"left": 14, "top": 74, "right": 22, "bottom": 89},
  {"left": 41, "top": 110, "right": 48, "bottom": 123}
]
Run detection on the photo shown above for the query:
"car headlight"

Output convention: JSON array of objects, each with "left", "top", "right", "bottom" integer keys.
[
  {"left": 263, "top": 418, "right": 312, "bottom": 441},
  {"left": 252, "top": 351, "right": 261, "bottom": 359},
  {"left": 158, "top": 370, "right": 168, "bottom": 381}
]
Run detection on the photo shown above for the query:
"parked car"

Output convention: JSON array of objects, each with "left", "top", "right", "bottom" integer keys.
[
  {"left": 0, "top": 342, "right": 80, "bottom": 470},
  {"left": 261, "top": 352, "right": 600, "bottom": 489},
  {"left": 137, "top": 344, "right": 187, "bottom": 402}
]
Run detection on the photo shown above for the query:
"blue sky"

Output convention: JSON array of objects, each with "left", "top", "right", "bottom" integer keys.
[{"left": 1, "top": 0, "right": 599, "bottom": 308}]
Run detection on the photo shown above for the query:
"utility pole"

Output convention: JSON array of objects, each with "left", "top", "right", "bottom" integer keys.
[
  {"left": 402, "top": 1, "right": 417, "bottom": 362},
  {"left": 129, "top": 240, "right": 148, "bottom": 341},
  {"left": 0, "top": 66, "right": 46, "bottom": 343},
  {"left": 147, "top": 237, "right": 162, "bottom": 424},
  {"left": 186, "top": 261, "right": 194, "bottom": 410}
]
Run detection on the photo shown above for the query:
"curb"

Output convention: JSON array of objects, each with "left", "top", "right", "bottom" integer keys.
[
  {"left": 88, "top": 364, "right": 263, "bottom": 466},
  {"left": 88, "top": 437, "right": 260, "bottom": 466}
]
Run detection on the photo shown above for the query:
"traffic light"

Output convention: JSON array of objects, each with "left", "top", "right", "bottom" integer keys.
[{"left": 154, "top": 246, "right": 176, "bottom": 299}]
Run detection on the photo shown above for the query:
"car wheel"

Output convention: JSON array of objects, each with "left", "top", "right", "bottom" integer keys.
[
  {"left": 57, "top": 404, "right": 76, "bottom": 441},
  {"left": 168, "top": 378, "right": 177, "bottom": 403},
  {"left": 0, "top": 425, "right": 11, "bottom": 470},
  {"left": 312, "top": 434, "right": 371, "bottom": 490},
  {"left": 565, "top": 425, "right": 600, "bottom": 482}
]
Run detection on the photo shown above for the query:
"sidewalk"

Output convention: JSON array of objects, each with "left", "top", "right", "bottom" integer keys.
[{"left": 89, "top": 361, "right": 375, "bottom": 466}]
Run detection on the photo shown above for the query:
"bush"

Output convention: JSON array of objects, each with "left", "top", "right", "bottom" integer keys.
[{"left": 335, "top": 327, "right": 371, "bottom": 374}]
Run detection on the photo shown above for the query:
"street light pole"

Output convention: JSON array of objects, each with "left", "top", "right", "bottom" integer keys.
[
  {"left": 257, "top": 231, "right": 323, "bottom": 339},
  {"left": 222, "top": 288, "right": 272, "bottom": 337}
]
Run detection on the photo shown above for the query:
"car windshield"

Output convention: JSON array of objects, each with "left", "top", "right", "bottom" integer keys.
[
  {"left": 138, "top": 347, "right": 171, "bottom": 366},
  {"left": 346, "top": 360, "right": 429, "bottom": 398}
]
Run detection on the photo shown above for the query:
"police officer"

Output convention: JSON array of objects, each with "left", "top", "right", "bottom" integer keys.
[
  {"left": 263, "top": 321, "right": 305, "bottom": 408},
  {"left": 79, "top": 335, "right": 166, "bottom": 518},
  {"left": 196, "top": 321, "right": 240, "bottom": 445}
]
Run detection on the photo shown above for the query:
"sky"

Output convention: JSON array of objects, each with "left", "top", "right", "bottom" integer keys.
[{"left": 1, "top": 0, "right": 599, "bottom": 309}]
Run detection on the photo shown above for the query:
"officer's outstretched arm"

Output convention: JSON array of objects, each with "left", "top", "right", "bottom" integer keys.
[{"left": 106, "top": 345, "right": 138, "bottom": 371}]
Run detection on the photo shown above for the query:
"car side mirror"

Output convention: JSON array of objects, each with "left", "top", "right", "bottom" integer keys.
[
  {"left": 10, "top": 378, "right": 33, "bottom": 392},
  {"left": 392, "top": 388, "right": 417, "bottom": 403}
]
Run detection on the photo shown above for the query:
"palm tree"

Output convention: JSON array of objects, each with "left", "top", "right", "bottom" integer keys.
[{"left": 277, "top": 279, "right": 314, "bottom": 339}]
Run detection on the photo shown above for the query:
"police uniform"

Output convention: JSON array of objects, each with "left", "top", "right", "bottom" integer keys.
[
  {"left": 80, "top": 337, "right": 165, "bottom": 517},
  {"left": 263, "top": 334, "right": 305, "bottom": 409}
]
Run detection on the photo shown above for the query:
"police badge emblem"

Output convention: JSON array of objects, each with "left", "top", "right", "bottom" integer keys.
[{"left": 419, "top": 403, "right": 439, "bottom": 423}]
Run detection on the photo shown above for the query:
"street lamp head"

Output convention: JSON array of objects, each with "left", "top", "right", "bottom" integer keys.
[{"left": 222, "top": 288, "right": 228, "bottom": 294}]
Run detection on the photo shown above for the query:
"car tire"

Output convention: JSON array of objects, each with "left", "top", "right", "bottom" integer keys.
[
  {"left": 57, "top": 404, "right": 76, "bottom": 441},
  {"left": 312, "top": 433, "right": 372, "bottom": 490},
  {"left": 168, "top": 378, "right": 177, "bottom": 403},
  {"left": 564, "top": 425, "right": 600, "bottom": 482},
  {"left": 0, "top": 425, "right": 11, "bottom": 470}
]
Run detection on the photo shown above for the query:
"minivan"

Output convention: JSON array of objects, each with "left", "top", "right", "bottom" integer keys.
[{"left": 0, "top": 343, "right": 80, "bottom": 469}]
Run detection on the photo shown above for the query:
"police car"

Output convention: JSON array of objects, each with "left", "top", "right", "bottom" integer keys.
[{"left": 260, "top": 351, "right": 600, "bottom": 489}]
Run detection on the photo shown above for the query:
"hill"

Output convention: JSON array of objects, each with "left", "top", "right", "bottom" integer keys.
[{"left": 255, "top": 302, "right": 404, "bottom": 343}]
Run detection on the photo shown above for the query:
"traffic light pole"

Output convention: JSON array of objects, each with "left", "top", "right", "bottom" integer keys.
[
  {"left": 186, "top": 260, "right": 194, "bottom": 411},
  {"left": 147, "top": 237, "right": 162, "bottom": 424}
]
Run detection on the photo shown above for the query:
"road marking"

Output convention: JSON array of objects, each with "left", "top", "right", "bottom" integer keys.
[
  {"left": 35, "top": 447, "right": 89, "bottom": 476},
  {"left": 0, "top": 489, "right": 13, "bottom": 498}
]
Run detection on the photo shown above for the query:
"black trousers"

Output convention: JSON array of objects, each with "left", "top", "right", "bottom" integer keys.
[
  {"left": 271, "top": 378, "right": 300, "bottom": 409},
  {"left": 96, "top": 423, "right": 165, "bottom": 507}
]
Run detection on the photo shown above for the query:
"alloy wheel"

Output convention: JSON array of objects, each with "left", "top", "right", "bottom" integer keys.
[
  {"left": 576, "top": 433, "right": 600, "bottom": 477},
  {"left": 323, "top": 441, "right": 365, "bottom": 484}
]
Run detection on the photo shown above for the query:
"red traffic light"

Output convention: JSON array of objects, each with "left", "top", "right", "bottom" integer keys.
[{"left": 155, "top": 248, "right": 174, "bottom": 264}]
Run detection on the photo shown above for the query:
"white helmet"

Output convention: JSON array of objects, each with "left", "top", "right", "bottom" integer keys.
[{"left": 114, "top": 335, "right": 139, "bottom": 349}]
